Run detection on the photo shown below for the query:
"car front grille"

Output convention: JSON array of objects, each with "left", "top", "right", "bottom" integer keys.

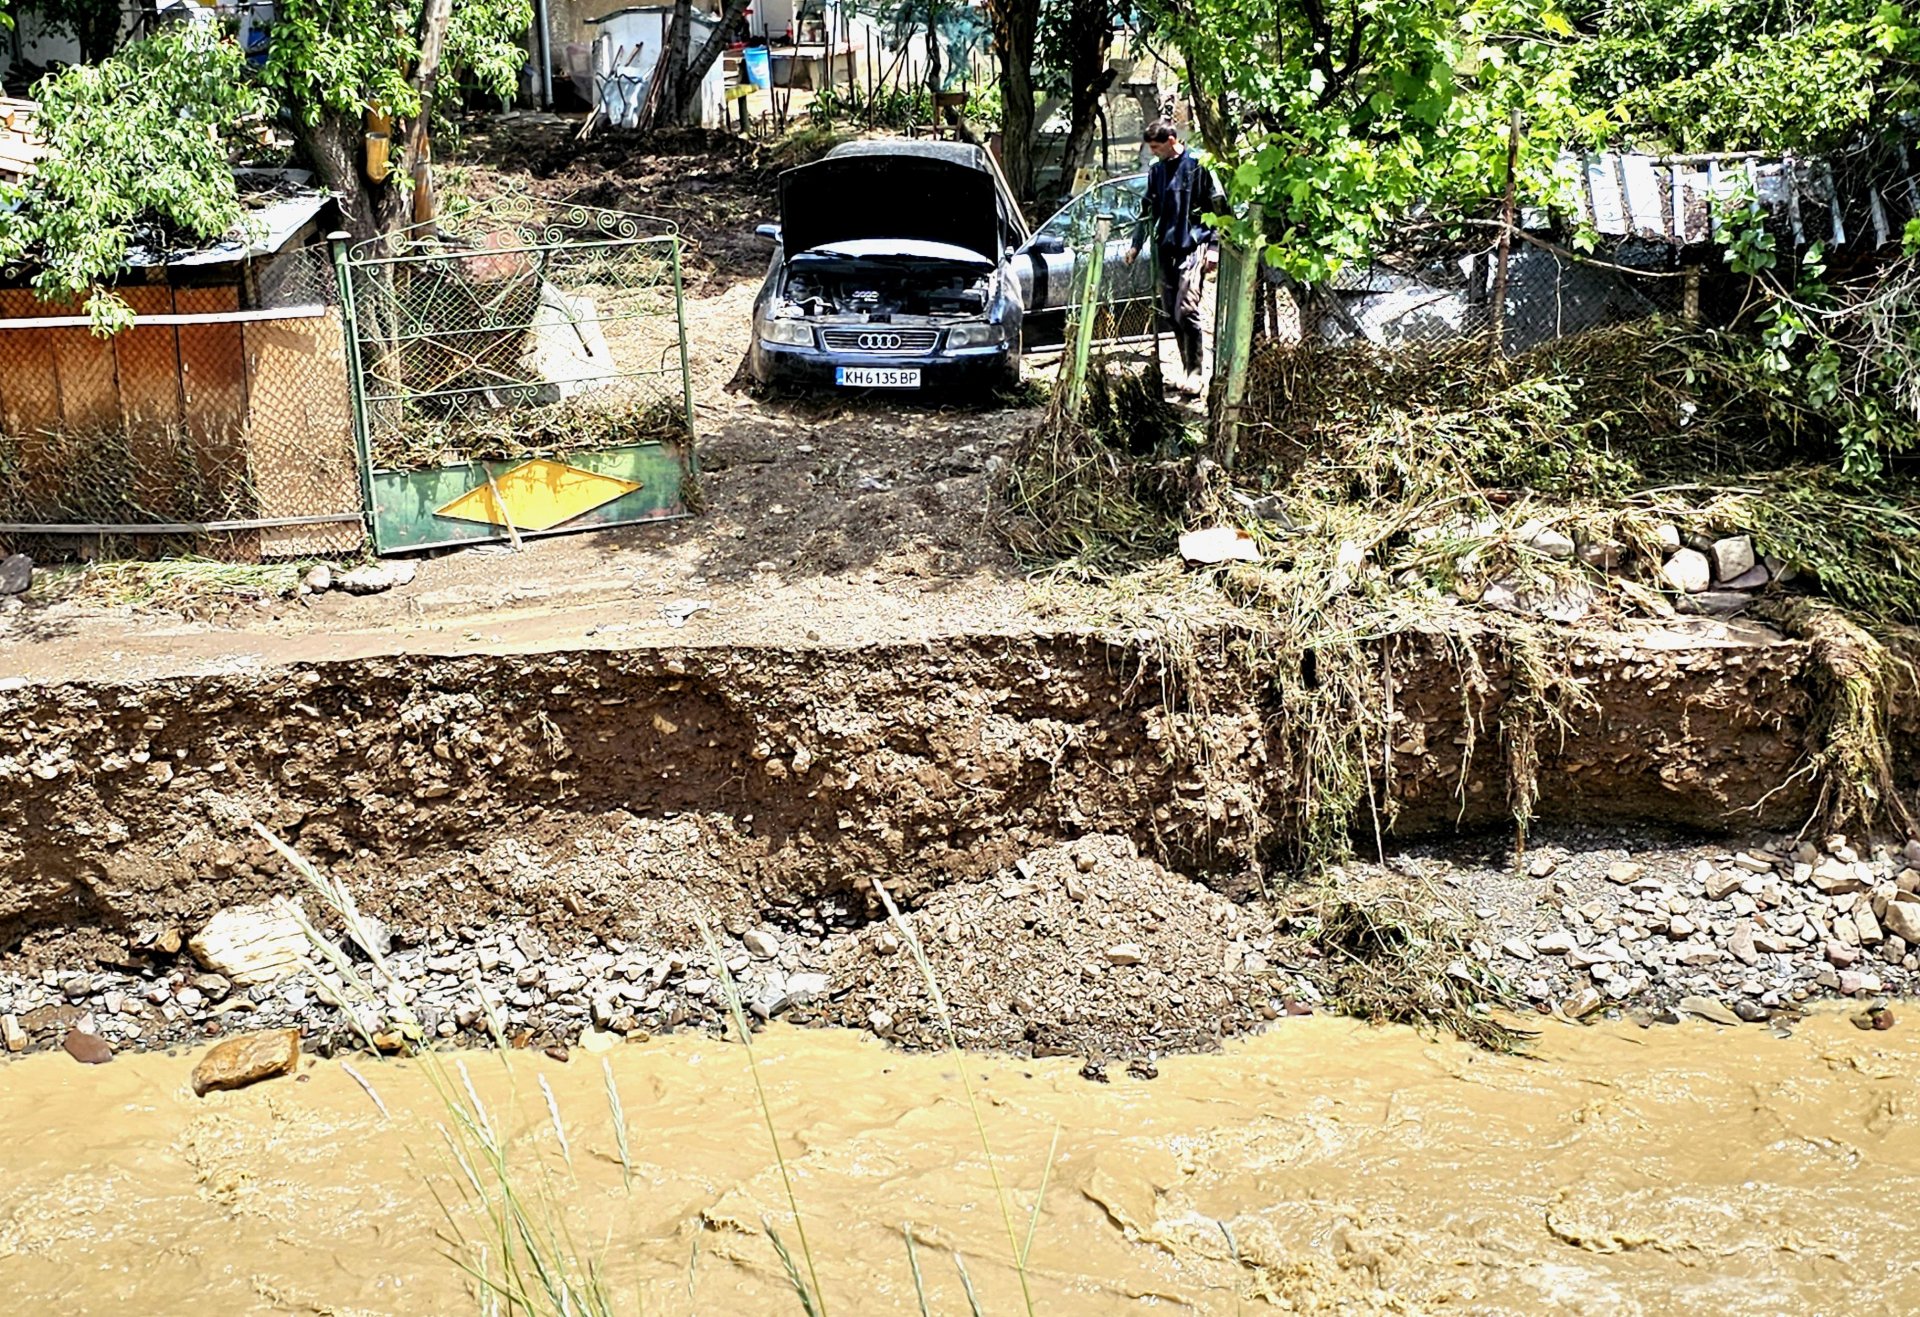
[{"left": 819, "top": 327, "right": 941, "bottom": 353}]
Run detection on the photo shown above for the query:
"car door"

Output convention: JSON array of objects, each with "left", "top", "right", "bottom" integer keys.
[{"left": 1014, "top": 175, "right": 1153, "bottom": 347}]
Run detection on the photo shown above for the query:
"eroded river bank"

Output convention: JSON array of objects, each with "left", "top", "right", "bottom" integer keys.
[{"left": 3, "top": 1010, "right": 1917, "bottom": 1314}]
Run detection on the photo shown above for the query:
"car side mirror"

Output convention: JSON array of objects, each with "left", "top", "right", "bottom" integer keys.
[
  {"left": 756, "top": 223, "right": 781, "bottom": 243},
  {"left": 1030, "top": 234, "right": 1066, "bottom": 255}
]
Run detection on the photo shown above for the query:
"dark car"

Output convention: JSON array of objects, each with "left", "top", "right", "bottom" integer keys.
[{"left": 748, "top": 139, "right": 1032, "bottom": 391}]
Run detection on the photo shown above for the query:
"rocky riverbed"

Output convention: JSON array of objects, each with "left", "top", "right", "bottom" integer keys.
[{"left": 4, "top": 826, "right": 1917, "bottom": 1067}]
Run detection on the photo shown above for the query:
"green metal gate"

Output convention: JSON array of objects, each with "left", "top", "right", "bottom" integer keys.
[{"left": 332, "top": 198, "right": 695, "bottom": 554}]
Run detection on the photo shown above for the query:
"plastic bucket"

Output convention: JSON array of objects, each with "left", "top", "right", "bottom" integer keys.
[{"left": 743, "top": 44, "right": 771, "bottom": 89}]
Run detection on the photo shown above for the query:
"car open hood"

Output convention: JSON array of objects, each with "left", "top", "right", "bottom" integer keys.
[{"left": 779, "top": 156, "right": 1002, "bottom": 263}]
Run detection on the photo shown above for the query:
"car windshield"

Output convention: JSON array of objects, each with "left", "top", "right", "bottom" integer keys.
[{"left": 1037, "top": 175, "right": 1148, "bottom": 245}]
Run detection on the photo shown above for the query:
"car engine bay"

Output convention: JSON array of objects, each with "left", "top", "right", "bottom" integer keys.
[{"left": 778, "top": 257, "right": 993, "bottom": 321}]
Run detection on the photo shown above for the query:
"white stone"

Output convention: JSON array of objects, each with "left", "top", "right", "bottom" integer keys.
[
  {"left": 520, "top": 286, "right": 619, "bottom": 404},
  {"left": 1710, "top": 535, "right": 1756, "bottom": 581},
  {"left": 1105, "top": 943, "right": 1146, "bottom": 967},
  {"left": 742, "top": 930, "right": 779, "bottom": 959},
  {"left": 188, "top": 902, "right": 312, "bottom": 987},
  {"left": 1662, "top": 549, "right": 1712, "bottom": 593},
  {"left": 1528, "top": 528, "right": 1576, "bottom": 559},
  {"left": 0, "top": 553, "right": 31, "bottom": 596},
  {"left": 1882, "top": 895, "right": 1920, "bottom": 944}
]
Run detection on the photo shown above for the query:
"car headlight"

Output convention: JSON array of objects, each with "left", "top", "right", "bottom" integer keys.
[
  {"left": 947, "top": 321, "right": 1008, "bottom": 350},
  {"left": 760, "top": 318, "right": 814, "bottom": 347}
]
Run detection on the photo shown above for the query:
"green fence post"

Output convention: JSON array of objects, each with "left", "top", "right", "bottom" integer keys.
[
  {"left": 668, "top": 235, "right": 697, "bottom": 469},
  {"left": 1209, "top": 210, "right": 1262, "bottom": 470},
  {"left": 330, "top": 231, "right": 379, "bottom": 554}
]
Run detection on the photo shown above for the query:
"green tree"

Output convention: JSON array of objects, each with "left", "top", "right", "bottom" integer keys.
[
  {"left": 0, "top": 26, "right": 269, "bottom": 327},
  {"left": 0, "top": 1, "right": 534, "bottom": 324},
  {"left": 262, "top": 0, "right": 532, "bottom": 241}
]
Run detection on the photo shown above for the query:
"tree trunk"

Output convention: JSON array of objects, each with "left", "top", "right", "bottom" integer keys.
[
  {"left": 662, "top": 0, "right": 751, "bottom": 127},
  {"left": 988, "top": 0, "right": 1039, "bottom": 202},
  {"left": 1054, "top": 0, "right": 1116, "bottom": 203},
  {"left": 77, "top": 2, "right": 123, "bottom": 62},
  {"left": 296, "top": 0, "right": 453, "bottom": 247}
]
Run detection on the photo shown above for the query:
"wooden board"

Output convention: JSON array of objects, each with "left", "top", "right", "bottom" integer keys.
[
  {"left": 47, "top": 299, "right": 119, "bottom": 435},
  {"left": 1587, "top": 154, "right": 1628, "bottom": 234},
  {"left": 171, "top": 285, "right": 252, "bottom": 518},
  {"left": 244, "top": 310, "right": 364, "bottom": 557},
  {"left": 115, "top": 285, "right": 186, "bottom": 517},
  {"left": 1621, "top": 156, "right": 1665, "bottom": 239},
  {"left": 0, "top": 289, "right": 66, "bottom": 448}
]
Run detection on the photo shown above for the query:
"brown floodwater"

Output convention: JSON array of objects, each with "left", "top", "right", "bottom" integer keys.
[{"left": 2, "top": 1010, "right": 1917, "bottom": 1315}]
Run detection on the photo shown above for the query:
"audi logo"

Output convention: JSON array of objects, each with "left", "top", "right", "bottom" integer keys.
[{"left": 857, "top": 332, "right": 903, "bottom": 350}]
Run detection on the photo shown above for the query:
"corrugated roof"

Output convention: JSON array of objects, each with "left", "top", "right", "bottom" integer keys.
[
  {"left": 1557, "top": 148, "right": 1919, "bottom": 249},
  {"left": 124, "top": 173, "right": 332, "bottom": 269}
]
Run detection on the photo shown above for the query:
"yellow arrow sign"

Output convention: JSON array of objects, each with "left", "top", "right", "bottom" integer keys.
[{"left": 436, "top": 458, "right": 642, "bottom": 533}]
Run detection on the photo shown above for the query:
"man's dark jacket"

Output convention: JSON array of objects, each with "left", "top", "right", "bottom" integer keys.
[{"left": 1132, "top": 149, "right": 1228, "bottom": 263}]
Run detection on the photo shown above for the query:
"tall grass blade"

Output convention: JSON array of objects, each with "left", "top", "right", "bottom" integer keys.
[
  {"left": 602, "top": 1059, "right": 634, "bottom": 1190},
  {"left": 1022, "top": 1124, "right": 1061, "bottom": 1267},
  {"left": 697, "top": 917, "right": 828, "bottom": 1315},
  {"left": 540, "top": 1074, "right": 575, "bottom": 1174},
  {"left": 764, "top": 1218, "right": 824, "bottom": 1317},
  {"left": 952, "top": 1251, "right": 985, "bottom": 1317},
  {"left": 872, "top": 879, "right": 1038, "bottom": 1315},
  {"left": 903, "top": 1223, "right": 933, "bottom": 1317}
]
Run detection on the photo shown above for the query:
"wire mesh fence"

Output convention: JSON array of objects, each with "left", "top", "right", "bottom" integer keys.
[
  {"left": 338, "top": 195, "right": 695, "bottom": 553},
  {"left": 0, "top": 243, "right": 364, "bottom": 562}
]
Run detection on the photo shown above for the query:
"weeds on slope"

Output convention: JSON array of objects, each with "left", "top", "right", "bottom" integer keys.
[{"left": 1000, "top": 325, "right": 1920, "bottom": 879}]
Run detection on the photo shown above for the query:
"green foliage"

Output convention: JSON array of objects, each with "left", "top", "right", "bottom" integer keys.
[
  {"left": 1139, "top": 0, "right": 1595, "bottom": 283},
  {"left": 0, "top": 28, "right": 270, "bottom": 328},
  {"left": 1560, "top": 0, "right": 1920, "bottom": 152},
  {"left": 262, "top": 0, "right": 531, "bottom": 125}
]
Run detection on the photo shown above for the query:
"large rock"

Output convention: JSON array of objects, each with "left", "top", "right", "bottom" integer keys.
[
  {"left": 1662, "top": 548, "right": 1712, "bottom": 593},
  {"left": 62, "top": 1029, "right": 113, "bottom": 1064},
  {"left": 1883, "top": 895, "right": 1920, "bottom": 944},
  {"left": 188, "top": 901, "right": 312, "bottom": 986},
  {"left": 337, "top": 561, "right": 419, "bottom": 596},
  {"left": 192, "top": 1029, "right": 301, "bottom": 1096},
  {"left": 520, "top": 286, "right": 618, "bottom": 405},
  {"left": 1710, "top": 535, "right": 1756, "bottom": 582},
  {"left": 1810, "top": 858, "right": 1870, "bottom": 895},
  {"left": 0, "top": 553, "right": 30, "bottom": 595}
]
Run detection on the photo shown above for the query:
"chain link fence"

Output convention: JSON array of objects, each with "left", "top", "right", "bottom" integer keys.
[
  {"left": 338, "top": 195, "right": 695, "bottom": 554},
  {"left": 0, "top": 243, "right": 365, "bottom": 561}
]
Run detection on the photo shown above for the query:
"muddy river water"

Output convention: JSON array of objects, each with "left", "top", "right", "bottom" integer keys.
[{"left": 3, "top": 1011, "right": 1917, "bottom": 1315}]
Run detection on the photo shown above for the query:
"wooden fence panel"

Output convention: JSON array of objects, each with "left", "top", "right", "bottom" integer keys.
[
  {"left": 0, "top": 289, "right": 66, "bottom": 451},
  {"left": 113, "top": 286, "right": 186, "bottom": 518},
  {"left": 172, "top": 285, "right": 251, "bottom": 520}
]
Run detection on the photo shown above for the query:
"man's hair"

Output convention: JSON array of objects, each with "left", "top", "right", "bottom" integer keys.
[{"left": 1143, "top": 120, "right": 1179, "bottom": 144}]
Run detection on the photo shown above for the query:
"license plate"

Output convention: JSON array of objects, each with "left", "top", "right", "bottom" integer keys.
[{"left": 836, "top": 367, "right": 920, "bottom": 388}]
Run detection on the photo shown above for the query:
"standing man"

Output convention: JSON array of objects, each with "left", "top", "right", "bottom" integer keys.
[{"left": 1125, "top": 119, "right": 1227, "bottom": 396}]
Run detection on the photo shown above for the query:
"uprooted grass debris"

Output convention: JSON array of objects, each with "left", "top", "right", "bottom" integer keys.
[{"left": 1001, "top": 320, "right": 1919, "bottom": 907}]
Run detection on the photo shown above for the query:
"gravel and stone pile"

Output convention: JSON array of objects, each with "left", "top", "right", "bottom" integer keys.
[
  {"left": 817, "top": 834, "right": 1309, "bottom": 1057},
  {"left": 1357, "top": 829, "right": 1920, "bottom": 1025},
  {"left": 3, "top": 829, "right": 1915, "bottom": 1065}
]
